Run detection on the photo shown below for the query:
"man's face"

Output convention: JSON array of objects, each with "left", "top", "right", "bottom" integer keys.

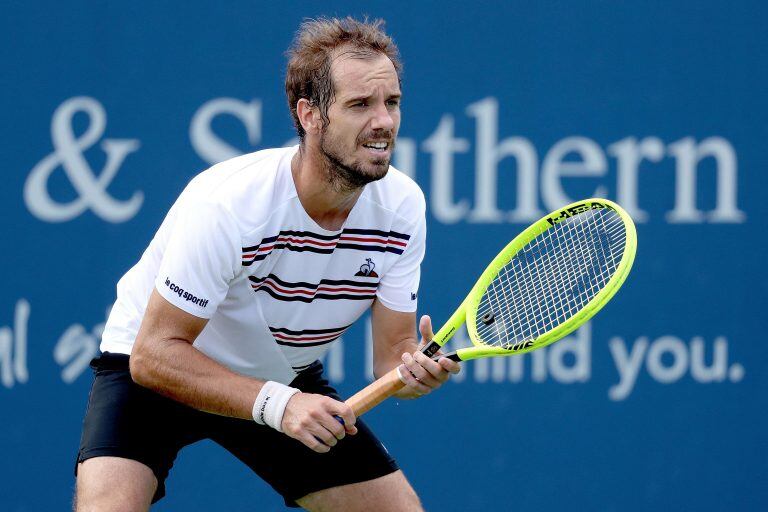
[{"left": 318, "top": 52, "right": 401, "bottom": 189}]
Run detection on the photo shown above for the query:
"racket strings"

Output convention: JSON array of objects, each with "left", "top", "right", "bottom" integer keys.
[
  {"left": 507, "top": 211, "right": 623, "bottom": 344},
  {"left": 491, "top": 216, "right": 595, "bottom": 339},
  {"left": 513, "top": 212, "right": 622, "bottom": 340},
  {"left": 475, "top": 208, "right": 626, "bottom": 348}
]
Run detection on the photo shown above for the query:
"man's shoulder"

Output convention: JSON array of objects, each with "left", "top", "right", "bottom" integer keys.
[
  {"left": 366, "top": 166, "right": 426, "bottom": 220},
  {"left": 178, "top": 146, "right": 297, "bottom": 233},
  {"left": 191, "top": 147, "right": 293, "bottom": 193}
]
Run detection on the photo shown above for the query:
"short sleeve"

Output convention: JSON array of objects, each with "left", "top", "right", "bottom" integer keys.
[
  {"left": 155, "top": 200, "right": 240, "bottom": 318},
  {"left": 376, "top": 212, "right": 426, "bottom": 313}
]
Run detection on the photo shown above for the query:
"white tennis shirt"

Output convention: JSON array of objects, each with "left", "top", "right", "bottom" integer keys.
[{"left": 100, "top": 146, "right": 426, "bottom": 384}]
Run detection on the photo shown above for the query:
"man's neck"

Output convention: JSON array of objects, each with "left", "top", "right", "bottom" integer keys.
[{"left": 291, "top": 146, "right": 363, "bottom": 231}]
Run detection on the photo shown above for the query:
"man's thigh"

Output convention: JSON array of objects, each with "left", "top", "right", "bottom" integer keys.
[
  {"left": 75, "top": 457, "right": 157, "bottom": 512},
  {"left": 296, "top": 470, "right": 422, "bottom": 512},
  {"left": 74, "top": 353, "right": 204, "bottom": 503}
]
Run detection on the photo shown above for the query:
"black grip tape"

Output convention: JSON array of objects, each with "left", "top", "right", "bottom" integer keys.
[{"left": 421, "top": 340, "right": 442, "bottom": 358}]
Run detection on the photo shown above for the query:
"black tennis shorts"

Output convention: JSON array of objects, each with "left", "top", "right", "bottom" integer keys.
[{"left": 75, "top": 352, "right": 398, "bottom": 507}]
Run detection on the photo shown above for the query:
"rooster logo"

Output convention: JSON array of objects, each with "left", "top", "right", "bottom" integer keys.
[{"left": 355, "top": 258, "right": 378, "bottom": 277}]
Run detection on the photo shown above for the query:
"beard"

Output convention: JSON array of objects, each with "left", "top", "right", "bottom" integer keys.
[{"left": 319, "top": 128, "right": 394, "bottom": 192}]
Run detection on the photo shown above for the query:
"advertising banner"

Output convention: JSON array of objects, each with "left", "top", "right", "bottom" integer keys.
[{"left": 2, "top": 2, "right": 765, "bottom": 510}]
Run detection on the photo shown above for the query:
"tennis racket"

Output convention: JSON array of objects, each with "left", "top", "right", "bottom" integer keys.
[{"left": 345, "top": 197, "right": 637, "bottom": 416}]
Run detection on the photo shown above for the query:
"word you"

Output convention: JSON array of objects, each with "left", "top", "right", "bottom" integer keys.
[{"left": 608, "top": 335, "right": 744, "bottom": 401}]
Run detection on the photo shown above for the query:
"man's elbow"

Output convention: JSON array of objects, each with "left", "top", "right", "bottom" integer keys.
[{"left": 128, "top": 343, "right": 153, "bottom": 387}]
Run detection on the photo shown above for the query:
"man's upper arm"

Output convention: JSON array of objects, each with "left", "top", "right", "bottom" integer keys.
[
  {"left": 155, "top": 199, "right": 241, "bottom": 319},
  {"left": 370, "top": 299, "right": 418, "bottom": 376},
  {"left": 132, "top": 198, "right": 239, "bottom": 378},
  {"left": 136, "top": 289, "right": 209, "bottom": 350},
  {"left": 375, "top": 192, "right": 427, "bottom": 313},
  {"left": 131, "top": 289, "right": 209, "bottom": 380}
]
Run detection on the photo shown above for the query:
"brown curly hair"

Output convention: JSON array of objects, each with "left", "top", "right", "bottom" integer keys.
[{"left": 285, "top": 16, "right": 402, "bottom": 140}]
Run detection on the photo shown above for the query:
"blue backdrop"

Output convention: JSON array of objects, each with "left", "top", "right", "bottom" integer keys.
[{"left": 2, "top": 1, "right": 766, "bottom": 510}]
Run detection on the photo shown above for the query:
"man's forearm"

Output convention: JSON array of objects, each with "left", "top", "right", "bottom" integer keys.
[
  {"left": 373, "top": 336, "right": 419, "bottom": 379},
  {"left": 130, "top": 337, "right": 263, "bottom": 420}
]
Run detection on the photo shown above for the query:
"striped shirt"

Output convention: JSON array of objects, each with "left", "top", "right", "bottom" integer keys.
[{"left": 100, "top": 146, "right": 426, "bottom": 384}]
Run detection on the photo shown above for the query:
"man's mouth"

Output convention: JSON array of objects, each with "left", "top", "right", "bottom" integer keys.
[{"left": 362, "top": 141, "right": 390, "bottom": 153}]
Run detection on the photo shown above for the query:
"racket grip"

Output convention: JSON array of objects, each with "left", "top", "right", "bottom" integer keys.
[
  {"left": 421, "top": 340, "right": 442, "bottom": 358},
  {"left": 345, "top": 367, "right": 406, "bottom": 417}
]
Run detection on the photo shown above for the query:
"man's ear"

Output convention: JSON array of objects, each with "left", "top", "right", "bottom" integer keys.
[{"left": 296, "top": 99, "right": 322, "bottom": 135}]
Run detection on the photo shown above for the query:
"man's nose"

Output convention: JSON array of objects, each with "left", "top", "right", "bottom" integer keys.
[{"left": 370, "top": 103, "right": 395, "bottom": 131}]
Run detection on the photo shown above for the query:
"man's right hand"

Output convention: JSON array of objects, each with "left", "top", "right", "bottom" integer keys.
[{"left": 281, "top": 393, "right": 358, "bottom": 453}]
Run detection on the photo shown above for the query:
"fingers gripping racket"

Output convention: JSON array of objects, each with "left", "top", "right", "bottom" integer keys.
[{"left": 345, "top": 198, "right": 637, "bottom": 416}]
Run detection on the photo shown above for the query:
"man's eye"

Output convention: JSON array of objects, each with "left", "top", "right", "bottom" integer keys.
[
  {"left": 352, "top": 102, "right": 367, "bottom": 108},
  {"left": 387, "top": 99, "right": 401, "bottom": 107}
]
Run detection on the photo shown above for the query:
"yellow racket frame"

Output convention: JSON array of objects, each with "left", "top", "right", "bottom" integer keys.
[{"left": 433, "top": 197, "right": 637, "bottom": 361}]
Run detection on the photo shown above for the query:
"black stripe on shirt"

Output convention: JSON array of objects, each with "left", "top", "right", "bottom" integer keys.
[
  {"left": 249, "top": 275, "right": 378, "bottom": 290},
  {"left": 257, "top": 287, "right": 376, "bottom": 303},
  {"left": 269, "top": 324, "right": 353, "bottom": 336},
  {"left": 241, "top": 228, "right": 411, "bottom": 265}
]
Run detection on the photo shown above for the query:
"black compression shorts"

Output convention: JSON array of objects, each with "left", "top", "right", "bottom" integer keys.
[{"left": 75, "top": 352, "right": 398, "bottom": 507}]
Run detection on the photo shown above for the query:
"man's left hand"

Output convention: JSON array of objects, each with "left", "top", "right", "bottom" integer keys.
[{"left": 395, "top": 315, "right": 461, "bottom": 398}]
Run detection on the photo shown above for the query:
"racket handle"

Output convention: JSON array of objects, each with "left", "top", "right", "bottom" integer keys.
[
  {"left": 345, "top": 367, "right": 405, "bottom": 417},
  {"left": 421, "top": 340, "right": 442, "bottom": 358}
]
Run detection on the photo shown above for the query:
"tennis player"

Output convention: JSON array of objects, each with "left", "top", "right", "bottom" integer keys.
[{"left": 74, "top": 16, "right": 459, "bottom": 512}]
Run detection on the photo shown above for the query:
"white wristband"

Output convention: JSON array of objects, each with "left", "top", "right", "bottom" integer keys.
[{"left": 251, "top": 381, "right": 301, "bottom": 432}]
